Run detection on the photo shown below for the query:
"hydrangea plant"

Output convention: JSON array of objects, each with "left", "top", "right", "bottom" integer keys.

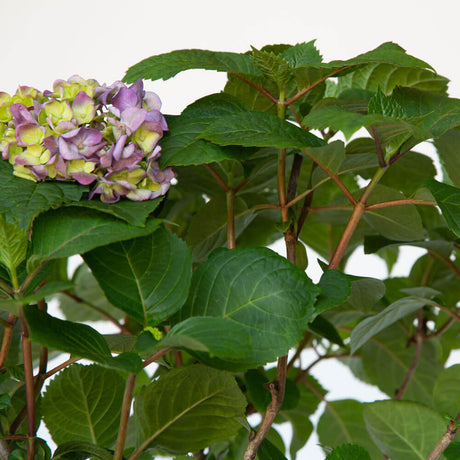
[
  {"left": 1, "top": 41, "right": 460, "bottom": 460},
  {"left": 0, "top": 76, "right": 174, "bottom": 203}
]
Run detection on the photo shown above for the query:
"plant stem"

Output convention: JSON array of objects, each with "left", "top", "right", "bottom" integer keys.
[
  {"left": 328, "top": 167, "right": 387, "bottom": 269},
  {"left": 203, "top": 164, "right": 230, "bottom": 192},
  {"left": 142, "top": 348, "right": 170, "bottom": 368},
  {"left": 228, "top": 73, "right": 278, "bottom": 104},
  {"left": 0, "top": 313, "right": 17, "bottom": 369},
  {"left": 18, "top": 307, "right": 36, "bottom": 460},
  {"left": 365, "top": 199, "right": 437, "bottom": 211},
  {"left": 44, "top": 357, "right": 80, "bottom": 380},
  {"left": 426, "top": 416, "right": 459, "bottom": 460},
  {"left": 114, "top": 373, "right": 137, "bottom": 460}
]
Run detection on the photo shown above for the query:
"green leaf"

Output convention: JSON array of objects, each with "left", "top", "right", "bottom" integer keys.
[
  {"left": 443, "top": 442, "right": 460, "bottom": 460},
  {"left": 325, "top": 443, "right": 371, "bottom": 460},
  {"left": 350, "top": 296, "right": 431, "bottom": 353},
  {"left": 52, "top": 441, "right": 113, "bottom": 460},
  {"left": 308, "top": 315, "right": 345, "bottom": 347},
  {"left": 152, "top": 317, "right": 252, "bottom": 359},
  {"left": 434, "top": 130, "right": 460, "bottom": 187},
  {"left": 124, "top": 49, "right": 260, "bottom": 83},
  {"left": 42, "top": 364, "right": 124, "bottom": 447},
  {"left": 57, "top": 263, "right": 123, "bottom": 323},
  {"left": 84, "top": 226, "right": 191, "bottom": 326},
  {"left": 257, "top": 437, "right": 288, "bottom": 460},
  {"left": 308, "top": 141, "right": 346, "bottom": 185},
  {"left": 363, "top": 400, "right": 447, "bottom": 459},
  {"left": 0, "top": 161, "right": 86, "bottom": 231},
  {"left": 250, "top": 47, "right": 293, "bottom": 88},
  {"left": 201, "top": 111, "right": 325, "bottom": 149},
  {"left": 317, "top": 400, "right": 380, "bottom": 458},
  {"left": 176, "top": 248, "right": 320, "bottom": 368},
  {"left": 361, "top": 324, "right": 442, "bottom": 405},
  {"left": 0, "top": 215, "right": 27, "bottom": 276},
  {"left": 133, "top": 364, "right": 246, "bottom": 453},
  {"left": 314, "top": 270, "right": 351, "bottom": 314},
  {"left": 425, "top": 180, "right": 460, "bottom": 237},
  {"left": 363, "top": 185, "right": 425, "bottom": 241},
  {"left": 23, "top": 306, "right": 142, "bottom": 373},
  {"left": 433, "top": 364, "right": 460, "bottom": 417},
  {"left": 281, "top": 41, "right": 323, "bottom": 68},
  {"left": 29, "top": 207, "right": 162, "bottom": 269},
  {"left": 186, "top": 195, "right": 256, "bottom": 263},
  {"left": 71, "top": 197, "right": 163, "bottom": 227}
]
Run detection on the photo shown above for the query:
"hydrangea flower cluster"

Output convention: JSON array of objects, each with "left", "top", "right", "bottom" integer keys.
[{"left": 0, "top": 76, "right": 175, "bottom": 203}]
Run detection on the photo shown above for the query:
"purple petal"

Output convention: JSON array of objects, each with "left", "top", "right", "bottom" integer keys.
[
  {"left": 112, "top": 87, "right": 139, "bottom": 112},
  {"left": 72, "top": 172, "right": 97, "bottom": 185},
  {"left": 120, "top": 107, "right": 147, "bottom": 133},
  {"left": 10, "top": 103, "right": 37, "bottom": 126}
]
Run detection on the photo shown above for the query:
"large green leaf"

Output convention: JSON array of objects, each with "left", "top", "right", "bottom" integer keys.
[
  {"left": 361, "top": 324, "right": 442, "bottom": 405},
  {"left": 201, "top": 111, "right": 325, "bottom": 149},
  {"left": 434, "top": 130, "right": 460, "bottom": 187},
  {"left": 42, "top": 364, "right": 124, "bottom": 447},
  {"left": 325, "top": 444, "right": 371, "bottom": 460},
  {"left": 124, "top": 49, "right": 260, "bottom": 83},
  {"left": 23, "top": 306, "right": 142, "bottom": 373},
  {"left": 314, "top": 270, "right": 351, "bottom": 314},
  {"left": 425, "top": 180, "right": 460, "bottom": 237},
  {"left": 317, "top": 400, "right": 380, "bottom": 458},
  {"left": 176, "top": 247, "right": 320, "bottom": 368},
  {"left": 84, "top": 226, "right": 191, "bottom": 326},
  {"left": 363, "top": 400, "right": 447, "bottom": 459},
  {"left": 186, "top": 195, "right": 257, "bottom": 263},
  {"left": 433, "top": 364, "right": 460, "bottom": 417},
  {"left": 0, "top": 161, "right": 86, "bottom": 231},
  {"left": 29, "top": 207, "right": 162, "bottom": 270},
  {"left": 53, "top": 441, "right": 113, "bottom": 460},
  {"left": 133, "top": 364, "right": 246, "bottom": 453},
  {"left": 350, "top": 296, "right": 430, "bottom": 353},
  {"left": 363, "top": 185, "right": 425, "bottom": 241}
]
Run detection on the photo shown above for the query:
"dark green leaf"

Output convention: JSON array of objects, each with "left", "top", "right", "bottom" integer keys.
[
  {"left": 134, "top": 364, "right": 246, "bottom": 453},
  {"left": 84, "top": 226, "right": 191, "bottom": 326},
  {"left": 250, "top": 47, "right": 292, "bottom": 88},
  {"left": 435, "top": 130, "right": 460, "bottom": 187},
  {"left": 433, "top": 364, "right": 460, "bottom": 417},
  {"left": 317, "top": 400, "right": 380, "bottom": 458},
  {"left": 43, "top": 365, "right": 124, "bottom": 447},
  {"left": 124, "top": 49, "right": 260, "bottom": 83},
  {"left": 363, "top": 400, "right": 446, "bottom": 459},
  {"left": 0, "top": 161, "right": 86, "bottom": 231},
  {"left": 443, "top": 442, "right": 460, "bottom": 460},
  {"left": 0, "top": 215, "right": 27, "bottom": 276},
  {"left": 350, "top": 296, "right": 431, "bottom": 353},
  {"left": 176, "top": 248, "right": 320, "bottom": 368},
  {"left": 308, "top": 315, "right": 345, "bottom": 347},
  {"left": 325, "top": 443, "right": 371, "bottom": 460},
  {"left": 425, "top": 180, "right": 460, "bottom": 237},
  {"left": 281, "top": 41, "right": 322, "bottom": 68},
  {"left": 52, "top": 441, "right": 113, "bottom": 460},
  {"left": 257, "top": 437, "right": 288, "bottom": 460},
  {"left": 314, "top": 270, "right": 351, "bottom": 314},
  {"left": 201, "top": 112, "right": 325, "bottom": 149},
  {"left": 29, "top": 207, "right": 161, "bottom": 269},
  {"left": 23, "top": 306, "right": 142, "bottom": 373}
]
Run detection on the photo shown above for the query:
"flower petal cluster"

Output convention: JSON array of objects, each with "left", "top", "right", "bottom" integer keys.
[{"left": 0, "top": 77, "right": 174, "bottom": 202}]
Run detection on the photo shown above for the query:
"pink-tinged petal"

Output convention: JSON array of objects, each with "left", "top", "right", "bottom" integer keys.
[
  {"left": 120, "top": 107, "right": 147, "bottom": 133},
  {"left": 16, "top": 124, "right": 45, "bottom": 146},
  {"left": 126, "top": 188, "right": 153, "bottom": 201},
  {"left": 112, "top": 87, "right": 139, "bottom": 112},
  {"left": 44, "top": 135, "right": 59, "bottom": 155},
  {"left": 72, "top": 91, "right": 96, "bottom": 124},
  {"left": 145, "top": 110, "right": 168, "bottom": 131},
  {"left": 58, "top": 135, "right": 81, "bottom": 160},
  {"left": 72, "top": 172, "right": 97, "bottom": 185},
  {"left": 10, "top": 103, "right": 37, "bottom": 126},
  {"left": 143, "top": 91, "right": 162, "bottom": 111},
  {"left": 111, "top": 134, "right": 127, "bottom": 161}
]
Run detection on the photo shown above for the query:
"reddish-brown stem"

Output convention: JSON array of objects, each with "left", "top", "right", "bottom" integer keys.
[
  {"left": 142, "top": 348, "right": 170, "bottom": 369},
  {"left": 228, "top": 73, "right": 278, "bottom": 104},
  {"left": 394, "top": 310, "right": 424, "bottom": 400},
  {"left": 173, "top": 350, "right": 183, "bottom": 367},
  {"left": 0, "top": 313, "right": 17, "bottom": 369},
  {"left": 426, "top": 416, "right": 459, "bottom": 460},
  {"left": 19, "top": 308, "right": 36, "bottom": 459},
  {"left": 428, "top": 251, "right": 460, "bottom": 281},
  {"left": 226, "top": 190, "right": 236, "bottom": 249},
  {"left": 62, "top": 291, "right": 132, "bottom": 334},
  {"left": 365, "top": 199, "right": 437, "bottom": 211},
  {"left": 114, "top": 373, "right": 137, "bottom": 460},
  {"left": 44, "top": 357, "right": 80, "bottom": 380},
  {"left": 203, "top": 164, "right": 230, "bottom": 192},
  {"left": 370, "top": 125, "right": 387, "bottom": 168},
  {"left": 278, "top": 149, "right": 289, "bottom": 222}
]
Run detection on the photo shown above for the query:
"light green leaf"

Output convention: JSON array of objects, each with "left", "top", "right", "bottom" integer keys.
[
  {"left": 425, "top": 180, "right": 460, "bottom": 237},
  {"left": 325, "top": 443, "right": 371, "bottom": 460},
  {"left": 176, "top": 248, "right": 320, "bottom": 368},
  {"left": 0, "top": 161, "right": 86, "bottom": 231},
  {"left": 84, "top": 226, "right": 191, "bottom": 326},
  {"left": 29, "top": 207, "right": 162, "bottom": 270},
  {"left": 350, "top": 296, "right": 430, "bottom": 353},
  {"left": 201, "top": 111, "right": 325, "bottom": 149},
  {"left": 124, "top": 49, "right": 260, "bottom": 83},
  {"left": 151, "top": 317, "right": 252, "bottom": 360},
  {"left": 250, "top": 47, "right": 293, "bottom": 88},
  {"left": 363, "top": 400, "right": 447, "bottom": 459},
  {"left": 361, "top": 324, "right": 442, "bottom": 405},
  {"left": 281, "top": 41, "right": 323, "bottom": 68},
  {"left": 42, "top": 364, "right": 124, "bottom": 447},
  {"left": 0, "top": 215, "right": 27, "bottom": 276},
  {"left": 433, "top": 364, "right": 460, "bottom": 417},
  {"left": 52, "top": 441, "right": 113, "bottom": 460},
  {"left": 23, "top": 306, "right": 142, "bottom": 373},
  {"left": 317, "top": 400, "right": 380, "bottom": 458},
  {"left": 134, "top": 364, "right": 246, "bottom": 453}
]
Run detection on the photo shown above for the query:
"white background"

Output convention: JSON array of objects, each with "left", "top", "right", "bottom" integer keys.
[{"left": 1, "top": 1, "right": 460, "bottom": 458}]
